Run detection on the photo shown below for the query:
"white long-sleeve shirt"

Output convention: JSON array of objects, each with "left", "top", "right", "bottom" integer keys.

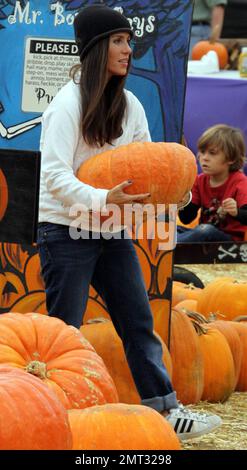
[{"left": 39, "top": 79, "right": 151, "bottom": 226}]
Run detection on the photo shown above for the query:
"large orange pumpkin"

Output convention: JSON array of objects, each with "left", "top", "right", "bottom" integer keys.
[
  {"left": 0, "top": 366, "right": 72, "bottom": 450},
  {"left": 195, "top": 324, "right": 235, "bottom": 402},
  {"left": 68, "top": 404, "right": 181, "bottom": 450},
  {"left": 231, "top": 321, "right": 247, "bottom": 392},
  {"left": 0, "top": 312, "right": 118, "bottom": 409},
  {"left": 77, "top": 142, "right": 197, "bottom": 207},
  {"left": 81, "top": 318, "right": 172, "bottom": 405},
  {"left": 169, "top": 309, "right": 204, "bottom": 404},
  {"left": 197, "top": 277, "right": 247, "bottom": 321},
  {"left": 0, "top": 169, "right": 8, "bottom": 221},
  {"left": 207, "top": 320, "right": 243, "bottom": 389}
]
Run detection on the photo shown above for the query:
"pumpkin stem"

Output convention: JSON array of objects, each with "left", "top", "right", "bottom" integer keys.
[
  {"left": 186, "top": 311, "right": 209, "bottom": 323},
  {"left": 191, "top": 319, "right": 208, "bottom": 336},
  {"left": 26, "top": 360, "right": 47, "bottom": 379}
]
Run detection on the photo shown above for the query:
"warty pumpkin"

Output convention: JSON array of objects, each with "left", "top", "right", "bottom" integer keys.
[
  {"left": 0, "top": 312, "right": 118, "bottom": 409},
  {"left": 0, "top": 366, "right": 72, "bottom": 450},
  {"left": 68, "top": 404, "right": 181, "bottom": 450}
]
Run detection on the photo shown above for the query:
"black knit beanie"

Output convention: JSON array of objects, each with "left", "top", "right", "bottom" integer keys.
[{"left": 74, "top": 4, "right": 133, "bottom": 61}]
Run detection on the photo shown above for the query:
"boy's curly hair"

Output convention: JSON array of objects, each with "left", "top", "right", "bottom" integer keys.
[{"left": 197, "top": 124, "right": 246, "bottom": 172}]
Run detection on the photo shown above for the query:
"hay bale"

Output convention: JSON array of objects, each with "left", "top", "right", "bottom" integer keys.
[{"left": 179, "top": 264, "right": 247, "bottom": 286}]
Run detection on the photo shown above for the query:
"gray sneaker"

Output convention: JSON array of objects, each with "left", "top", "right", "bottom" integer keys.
[{"left": 166, "top": 404, "right": 222, "bottom": 441}]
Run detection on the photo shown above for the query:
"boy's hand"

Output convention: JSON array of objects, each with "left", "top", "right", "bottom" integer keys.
[{"left": 221, "top": 198, "right": 238, "bottom": 217}]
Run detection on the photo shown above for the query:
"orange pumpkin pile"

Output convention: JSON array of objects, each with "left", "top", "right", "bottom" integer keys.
[
  {"left": 170, "top": 277, "right": 247, "bottom": 401},
  {"left": 0, "top": 272, "right": 246, "bottom": 449}
]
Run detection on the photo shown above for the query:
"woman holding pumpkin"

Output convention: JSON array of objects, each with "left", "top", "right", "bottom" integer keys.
[{"left": 37, "top": 4, "right": 221, "bottom": 441}]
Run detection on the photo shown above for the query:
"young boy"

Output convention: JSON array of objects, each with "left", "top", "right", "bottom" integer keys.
[{"left": 177, "top": 124, "right": 247, "bottom": 242}]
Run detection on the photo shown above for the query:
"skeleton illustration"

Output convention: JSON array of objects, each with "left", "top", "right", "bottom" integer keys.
[
  {"left": 239, "top": 244, "right": 247, "bottom": 263},
  {"left": 0, "top": 116, "right": 41, "bottom": 139},
  {"left": 218, "top": 244, "right": 238, "bottom": 260}
]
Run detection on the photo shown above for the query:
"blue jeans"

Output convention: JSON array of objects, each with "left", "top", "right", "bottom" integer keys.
[
  {"left": 177, "top": 224, "right": 233, "bottom": 243},
  {"left": 37, "top": 222, "right": 178, "bottom": 412}
]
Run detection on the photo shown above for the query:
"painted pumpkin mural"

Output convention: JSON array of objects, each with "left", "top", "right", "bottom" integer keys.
[{"left": 0, "top": 222, "right": 175, "bottom": 346}]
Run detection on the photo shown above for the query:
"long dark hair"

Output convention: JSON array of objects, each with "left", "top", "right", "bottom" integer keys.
[{"left": 70, "top": 37, "right": 131, "bottom": 147}]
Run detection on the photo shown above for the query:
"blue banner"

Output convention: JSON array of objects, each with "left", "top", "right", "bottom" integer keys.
[{"left": 0, "top": 0, "right": 193, "bottom": 150}]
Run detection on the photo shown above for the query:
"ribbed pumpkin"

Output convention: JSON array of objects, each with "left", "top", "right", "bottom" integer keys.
[
  {"left": 169, "top": 309, "right": 204, "bottom": 404},
  {"left": 231, "top": 321, "right": 247, "bottom": 392},
  {"left": 77, "top": 142, "right": 197, "bottom": 206},
  {"left": 0, "top": 312, "right": 118, "bottom": 409},
  {"left": 194, "top": 324, "right": 235, "bottom": 402},
  {"left": 68, "top": 404, "right": 181, "bottom": 450},
  {"left": 197, "top": 277, "right": 247, "bottom": 321},
  {"left": 0, "top": 168, "right": 8, "bottom": 221},
  {"left": 0, "top": 366, "right": 72, "bottom": 450},
  {"left": 81, "top": 318, "right": 172, "bottom": 405},
  {"left": 207, "top": 320, "right": 243, "bottom": 389}
]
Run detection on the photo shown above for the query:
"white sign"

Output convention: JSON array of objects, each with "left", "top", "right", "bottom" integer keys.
[{"left": 22, "top": 37, "right": 79, "bottom": 113}]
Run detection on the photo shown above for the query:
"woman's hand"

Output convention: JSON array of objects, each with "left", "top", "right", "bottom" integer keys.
[
  {"left": 221, "top": 198, "right": 238, "bottom": 217},
  {"left": 106, "top": 180, "right": 150, "bottom": 206}
]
